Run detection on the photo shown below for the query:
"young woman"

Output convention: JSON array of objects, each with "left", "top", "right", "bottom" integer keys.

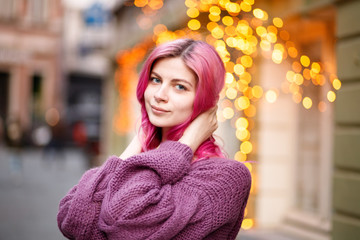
[{"left": 57, "top": 39, "right": 251, "bottom": 240}]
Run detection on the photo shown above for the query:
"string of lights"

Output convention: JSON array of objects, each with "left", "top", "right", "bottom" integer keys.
[{"left": 114, "top": 0, "right": 341, "bottom": 230}]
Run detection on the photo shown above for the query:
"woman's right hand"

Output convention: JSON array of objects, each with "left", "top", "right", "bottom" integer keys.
[
  {"left": 179, "top": 106, "right": 218, "bottom": 153},
  {"left": 119, "top": 127, "right": 144, "bottom": 160}
]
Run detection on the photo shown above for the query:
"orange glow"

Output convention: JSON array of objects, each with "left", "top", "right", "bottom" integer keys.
[
  {"left": 235, "top": 96, "right": 250, "bottom": 110},
  {"left": 148, "top": 0, "right": 163, "bottom": 10},
  {"left": 300, "top": 55, "right": 310, "bottom": 67},
  {"left": 265, "top": 90, "right": 277, "bottom": 103},
  {"left": 234, "top": 64, "right": 245, "bottom": 75},
  {"left": 302, "top": 97, "right": 312, "bottom": 109},
  {"left": 127, "top": 1, "right": 342, "bottom": 231},
  {"left": 280, "top": 30, "right": 290, "bottom": 41},
  {"left": 303, "top": 69, "right": 311, "bottom": 80},
  {"left": 211, "top": 26, "right": 224, "bottom": 39},
  {"left": 292, "top": 92, "right": 302, "bottom": 103},
  {"left": 207, "top": 21, "right": 218, "bottom": 31},
  {"left": 256, "top": 26, "right": 267, "bottom": 37},
  {"left": 234, "top": 151, "right": 247, "bottom": 162},
  {"left": 209, "top": 13, "right": 221, "bottom": 22},
  {"left": 134, "top": 0, "right": 148, "bottom": 8},
  {"left": 292, "top": 61, "right": 302, "bottom": 73},
  {"left": 242, "top": 219, "right": 254, "bottom": 230},
  {"left": 244, "top": 0, "right": 255, "bottom": 5},
  {"left": 267, "top": 25, "right": 278, "bottom": 35},
  {"left": 288, "top": 47, "right": 298, "bottom": 58},
  {"left": 236, "top": 129, "right": 250, "bottom": 141},
  {"left": 240, "top": 72, "right": 252, "bottom": 83},
  {"left": 318, "top": 101, "right": 327, "bottom": 112},
  {"left": 222, "top": 16, "right": 234, "bottom": 26},
  {"left": 241, "top": 55, "right": 253, "bottom": 68},
  {"left": 153, "top": 24, "right": 167, "bottom": 35},
  {"left": 188, "top": 19, "right": 201, "bottom": 30},
  {"left": 240, "top": 141, "right": 253, "bottom": 154},
  {"left": 327, "top": 91, "right": 336, "bottom": 102},
  {"left": 293, "top": 73, "right": 304, "bottom": 85},
  {"left": 273, "top": 17, "right": 283, "bottom": 28},
  {"left": 244, "top": 104, "right": 256, "bottom": 117},
  {"left": 252, "top": 85, "right": 263, "bottom": 98},
  {"left": 228, "top": 2, "right": 241, "bottom": 13},
  {"left": 226, "top": 87, "right": 238, "bottom": 99},
  {"left": 185, "top": 0, "right": 197, "bottom": 8},
  {"left": 332, "top": 78, "right": 341, "bottom": 90},
  {"left": 223, "top": 107, "right": 235, "bottom": 119},
  {"left": 235, "top": 117, "right": 249, "bottom": 130},
  {"left": 114, "top": 40, "right": 153, "bottom": 134},
  {"left": 253, "top": 8, "right": 264, "bottom": 19},
  {"left": 209, "top": 6, "right": 221, "bottom": 15},
  {"left": 272, "top": 49, "right": 283, "bottom": 64},
  {"left": 187, "top": 7, "right": 199, "bottom": 18},
  {"left": 311, "top": 62, "right": 321, "bottom": 73}
]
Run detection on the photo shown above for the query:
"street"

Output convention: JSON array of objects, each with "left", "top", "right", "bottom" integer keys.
[{"left": 0, "top": 145, "right": 88, "bottom": 240}]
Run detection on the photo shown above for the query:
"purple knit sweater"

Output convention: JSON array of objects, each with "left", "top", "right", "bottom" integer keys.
[{"left": 57, "top": 141, "right": 251, "bottom": 240}]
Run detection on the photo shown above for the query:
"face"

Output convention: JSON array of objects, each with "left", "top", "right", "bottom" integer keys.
[{"left": 144, "top": 57, "right": 197, "bottom": 135}]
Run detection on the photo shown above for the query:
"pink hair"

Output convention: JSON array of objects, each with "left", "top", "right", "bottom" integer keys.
[{"left": 136, "top": 38, "right": 226, "bottom": 160}]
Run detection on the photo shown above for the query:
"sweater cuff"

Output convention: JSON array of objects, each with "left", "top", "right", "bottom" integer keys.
[
  {"left": 123, "top": 141, "right": 193, "bottom": 185},
  {"left": 156, "top": 141, "right": 193, "bottom": 184},
  {"left": 158, "top": 140, "right": 193, "bottom": 160}
]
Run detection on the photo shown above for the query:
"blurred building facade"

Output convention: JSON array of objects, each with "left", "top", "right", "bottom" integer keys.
[
  {"left": 0, "top": 0, "right": 113, "bottom": 163},
  {"left": 250, "top": 0, "right": 336, "bottom": 239},
  {"left": 333, "top": 0, "right": 360, "bottom": 239},
  {"left": 61, "top": 1, "right": 115, "bottom": 163},
  {"left": 0, "top": 0, "right": 63, "bottom": 147},
  {"left": 105, "top": 0, "right": 360, "bottom": 240}
]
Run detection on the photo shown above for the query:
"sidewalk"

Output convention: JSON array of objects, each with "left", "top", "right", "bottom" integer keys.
[{"left": 0, "top": 145, "right": 89, "bottom": 240}]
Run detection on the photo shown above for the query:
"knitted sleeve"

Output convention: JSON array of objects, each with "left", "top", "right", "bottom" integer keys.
[
  {"left": 57, "top": 156, "right": 122, "bottom": 240},
  {"left": 193, "top": 158, "right": 252, "bottom": 239},
  {"left": 98, "top": 140, "right": 197, "bottom": 240}
]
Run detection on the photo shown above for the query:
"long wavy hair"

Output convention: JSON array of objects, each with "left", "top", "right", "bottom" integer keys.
[{"left": 136, "top": 38, "right": 226, "bottom": 160}]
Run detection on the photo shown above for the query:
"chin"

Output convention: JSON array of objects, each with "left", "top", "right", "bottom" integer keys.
[{"left": 148, "top": 119, "right": 171, "bottom": 128}]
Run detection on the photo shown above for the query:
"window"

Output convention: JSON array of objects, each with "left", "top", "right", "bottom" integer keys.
[
  {"left": 27, "top": 0, "right": 48, "bottom": 25},
  {"left": 0, "top": 0, "right": 18, "bottom": 20},
  {"left": 282, "top": 9, "right": 336, "bottom": 238}
]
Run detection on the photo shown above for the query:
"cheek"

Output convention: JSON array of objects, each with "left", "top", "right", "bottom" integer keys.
[
  {"left": 177, "top": 96, "right": 195, "bottom": 115},
  {"left": 144, "top": 87, "right": 151, "bottom": 102}
]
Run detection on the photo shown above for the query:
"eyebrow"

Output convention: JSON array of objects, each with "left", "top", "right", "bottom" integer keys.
[{"left": 151, "top": 71, "right": 194, "bottom": 88}]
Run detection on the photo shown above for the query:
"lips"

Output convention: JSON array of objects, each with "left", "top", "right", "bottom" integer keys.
[{"left": 151, "top": 105, "right": 170, "bottom": 114}]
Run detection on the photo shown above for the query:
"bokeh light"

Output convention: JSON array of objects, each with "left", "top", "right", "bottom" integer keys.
[
  {"left": 126, "top": 0, "right": 342, "bottom": 231},
  {"left": 302, "top": 97, "right": 312, "bottom": 109}
]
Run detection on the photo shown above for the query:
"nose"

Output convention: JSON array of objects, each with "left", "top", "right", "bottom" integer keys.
[{"left": 154, "top": 85, "right": 169, "bottom": 103}]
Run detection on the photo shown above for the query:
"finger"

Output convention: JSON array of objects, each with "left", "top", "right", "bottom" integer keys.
[{"left": 212, "top": 105, "right": 218, "bottom": 112}]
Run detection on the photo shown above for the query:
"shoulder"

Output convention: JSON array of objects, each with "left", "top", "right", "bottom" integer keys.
[
  {"left": 193, "top": 158, "right": 251, "bottom": 180},
  {"left": 187, "top": 157, "right": 252, "bottom": 193}
]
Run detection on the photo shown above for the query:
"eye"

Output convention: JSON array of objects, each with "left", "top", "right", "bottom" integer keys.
[
  {"left": 175, "top": 84, "right": 187, "bottom": 91},
  {"left": 150, "top": 77, "right": 161, "bottom": 84}
]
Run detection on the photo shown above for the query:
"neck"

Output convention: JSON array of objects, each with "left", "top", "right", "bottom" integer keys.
[{"left": 161, "top": 127, "right": 169, "bottom": 142}]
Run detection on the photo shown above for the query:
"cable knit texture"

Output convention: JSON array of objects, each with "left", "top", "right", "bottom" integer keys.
[{"left": 57, "top": 141, "right": 251, "bottom": 240}]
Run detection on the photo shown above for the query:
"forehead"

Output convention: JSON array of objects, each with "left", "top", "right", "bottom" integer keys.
[{"left": 151, "top": 57, "right": 197, "bottom": 84}]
